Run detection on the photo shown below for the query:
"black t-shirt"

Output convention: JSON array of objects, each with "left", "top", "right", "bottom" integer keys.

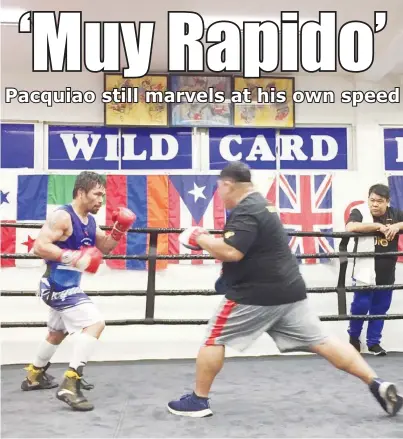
[
  {"left": 221, "top": 192, "right": 307, "bottom": 306},
  {"left": 347, "top": 206, "right": 403, "bottom": 285}
]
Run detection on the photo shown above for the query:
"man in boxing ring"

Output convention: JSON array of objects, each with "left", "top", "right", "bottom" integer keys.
[
  {"left": 168, "top": 161, "right": 403, "bottom": 418},
  {"left": 20, "top": 171, "right": 136, "bottom": 411}
]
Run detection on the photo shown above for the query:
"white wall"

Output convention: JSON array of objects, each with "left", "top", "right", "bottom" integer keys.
[{"left": 1, "top": 70, "right": 403, "bottom": 365}]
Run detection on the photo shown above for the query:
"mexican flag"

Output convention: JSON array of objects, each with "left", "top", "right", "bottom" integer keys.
[{"left": 0, "top": 174, "right": 168, "bottom": 270}]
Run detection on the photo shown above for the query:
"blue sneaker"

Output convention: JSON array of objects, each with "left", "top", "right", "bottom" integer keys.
[
  {"left": 369, "top": 379, "right": 403, "bottom": 416},
  {"left": 167, "top": 392, "right": 213, "bottom": 417}
]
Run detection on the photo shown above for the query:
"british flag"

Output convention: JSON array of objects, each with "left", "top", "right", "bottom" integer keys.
[{"left": 278, "top": 174, "right": 334, "bottom": 264}]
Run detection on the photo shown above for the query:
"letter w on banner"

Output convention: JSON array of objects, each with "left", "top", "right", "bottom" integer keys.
[
  {"left": 278, "top": 174, "right": 334, "bottom": 264},
  {"left": 388, "top": 175, "right": 403, "bottom": 262}
]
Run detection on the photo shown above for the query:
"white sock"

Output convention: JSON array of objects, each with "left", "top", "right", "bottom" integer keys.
[
  {"left": 69, "top": 332, "right": 98, "bottom": 372},
  {"left": 33, "top": 340, "right": 59, "bottom": 368}
]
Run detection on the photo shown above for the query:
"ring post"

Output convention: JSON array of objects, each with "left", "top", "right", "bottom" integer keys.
[
  {"left": 336, "top": 236, "right": 350, "bottom": 315},
  {"left": 145, "top": 231, "right": 158, "bottom": 319}
]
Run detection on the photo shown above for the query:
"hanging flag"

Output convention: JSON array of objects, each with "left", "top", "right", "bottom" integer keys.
[
  {"left": 0, "top": 172, "right": 17, "bottom": 267},
  {"left": 14, "top": 175, "right": 48, "bottom": 268},
  {"left": 1, "top": 173, "right": 170, "bottom": 270},
  {"left": 0, "top": 220, "right": 16, "bottom": 267},
  {"left": 279, "top": 173, "right": 334, "bottom": 264},
  {"left": 168, "top": 175, "right": 225, "bottom": 265},
  {"left": 251, "top": 170, "right": 277, "bottom": 205},
  {"left": 104, "top": 175, "right": 169, "bottom": 270},
  {"left": 0, "top": 171, "right": 17, "bottom": 220},
  {"left": 47, "top": 175, "right": 79, "bottom": 217},
  {"left": 0, "top": 173, "right": 45, "bottom": 268},
  {"left": 388, "top": 175, "right": 403, "bottom": 262}
]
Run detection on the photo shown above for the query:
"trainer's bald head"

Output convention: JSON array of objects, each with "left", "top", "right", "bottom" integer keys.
[{"left": 218, "top": 162, "right": 254, "bottom": 209}]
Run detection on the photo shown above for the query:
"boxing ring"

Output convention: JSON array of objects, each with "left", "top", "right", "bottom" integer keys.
[{"left": 1, "top": 223, "right": 403, "bottom": 438}]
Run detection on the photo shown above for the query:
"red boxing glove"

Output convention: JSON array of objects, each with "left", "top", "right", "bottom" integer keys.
[
  {"left": 60, "top": 247, "right": 103, "bottom": 274},
  {"left": 179, "top": 226, "right": 209, "bottom": 251},
  {"left": 111, "top": 207, "right": 136, "bottom": 241}
]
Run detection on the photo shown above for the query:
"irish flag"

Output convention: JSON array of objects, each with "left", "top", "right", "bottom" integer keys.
[{"left": 0, "top": 174, "right": 169, "bottom": 270}]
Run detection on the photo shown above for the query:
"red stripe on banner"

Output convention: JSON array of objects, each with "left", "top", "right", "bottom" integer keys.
[
  {"left": 168, "top": 179, "right": 180, "bottom": 264},
  {"left": 213, "top": 190, "right": 225, "bottom": 264},
  {"left": 344, "top": 200, "right": 365, "bottom": 224},
  {"left": 205, "top": 299, "right": 237, "bottom": 345},
  {"left": 147, "top": 176, "right": 169, "bottom": 270},
  {"left": 191, "top": 216, "right": 203, "bottom": 265},
  {"left": 315, "top": 175, "right": 332, "bottom": 209},
  {"left": 266, "top": 177, "right": 277, "bottom": 206},
  {"left": 106, "top": 175, "right": 127, "bottom": 269},
  {"left": 1, "top": 220, "right": 16, "bottom": 267}
]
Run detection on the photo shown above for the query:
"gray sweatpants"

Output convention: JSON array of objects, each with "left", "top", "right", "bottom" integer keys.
[{"left": 202, "top": 297, "right": 327, "bottom": 353}]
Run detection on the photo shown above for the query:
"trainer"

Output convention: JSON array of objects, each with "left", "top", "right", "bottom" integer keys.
[
  {"left": 20, "top": 171, "right": 136, "bottom": 411},
  {"left": 346, "top": 184, "right": 403, "bottom": 355},
  {"left": 167, "top": 162, "right": 402, "bottom": 418}
]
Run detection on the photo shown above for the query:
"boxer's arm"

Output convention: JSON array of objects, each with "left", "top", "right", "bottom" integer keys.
[
  {"left": 95, "top": 207, "right": 136, "bottom": 254},
  {"left": 95, "top": 227, "right": 120, "bottom": 254},
  {"left": 33, "top": 210, "right": 70, "bottom": 260}
]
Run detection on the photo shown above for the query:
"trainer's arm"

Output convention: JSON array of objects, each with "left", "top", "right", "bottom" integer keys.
[
  {"left": 95, "top": 227, "right": 120, "bottom": 254},
  {"left": 197, "top": 213, "right": 258, "bottom": 262},
  {"left": 196, "top": 235, "right": 244, "bottom": 262},
  {"left": 33, "top": 210, "right": 70, "bottom": 261}
]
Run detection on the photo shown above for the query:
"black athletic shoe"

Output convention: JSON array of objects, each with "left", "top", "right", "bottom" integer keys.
[
  {"left": 369, "top": 378, "right": 403, "bottom": 416},
  {"left": 349, "top": 336, "right": 361, "bottom": 352},
  {"left": 56, "top": 367, "right": 94, "bottom": 411},
  {"left": 21, "top": 362, "right": 58, "bottom": 391},
  {"left": 368, "top": 344, "right": 387, "bottom": 356}
]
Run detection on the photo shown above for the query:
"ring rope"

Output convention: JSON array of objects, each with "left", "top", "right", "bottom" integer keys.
[
  {"left": 1, "top": 314, "right": 403, "bottom": 329},
  {"left": 3, "top": 250, "right": 403, "bottom": 260},
  {"left": 2, "top": 284, "right": 403, "bottom": 297},
  {"left": 1, "top": 224, "right": 402, "bottom": 327},
  {"left": 0, "top": 222, "right": 400, "bottom": 239}
]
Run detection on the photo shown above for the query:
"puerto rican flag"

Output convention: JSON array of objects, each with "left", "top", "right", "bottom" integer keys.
[
  {"left": 279, "top": 174, "right": 334, "bottom": 264},
  {"left": 168, "top": 175, "right": 225, "bottom": 265},
  {"left": 167, "top": 173, "right": 277, "bottom": 265}
]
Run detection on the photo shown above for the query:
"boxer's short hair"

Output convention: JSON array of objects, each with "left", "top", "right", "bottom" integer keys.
[
  {"left": 368, "top": 184, "right": 390, "bottom": 200},
  {"left": 219, "top": 161, "right": 252, "bottom": 183},
  {"left": 73, "top": 171, "right": 105, "bottom": 198}
]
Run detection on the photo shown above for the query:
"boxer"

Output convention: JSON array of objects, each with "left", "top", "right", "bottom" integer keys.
[
  {"left": 168, "top": 161, "right": 403, "bottom": 418},
  {"left": 20, "top": 171, "right": 136, "bottom": 411}
]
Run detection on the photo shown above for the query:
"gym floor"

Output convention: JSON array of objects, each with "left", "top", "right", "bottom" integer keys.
[{"left": 2, "top": 354, "right": 403, "bottom": 438}]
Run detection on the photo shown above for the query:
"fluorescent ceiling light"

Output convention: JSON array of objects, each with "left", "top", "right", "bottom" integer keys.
[{"left": 0, "top": 7, "right": 27, "bottom": 24}]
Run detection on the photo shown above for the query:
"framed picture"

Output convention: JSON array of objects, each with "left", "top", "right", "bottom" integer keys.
[
  {"left": 233, "top": 77, "right": 295, "bottom": 128},
  {"left": 104, "top": 74, "right": 169, "bottom": 127},
  {"left": 169, "top": 75, "right": 233, "bottom": 127}
]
